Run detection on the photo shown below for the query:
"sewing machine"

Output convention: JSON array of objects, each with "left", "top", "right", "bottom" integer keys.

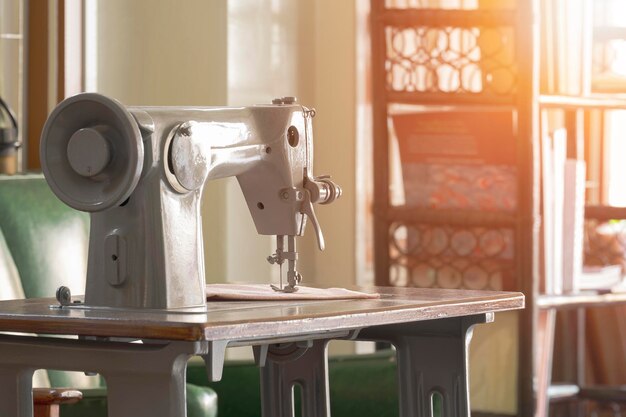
[{"left": 39, "top": 93, "right": 341, "bottom": 312}]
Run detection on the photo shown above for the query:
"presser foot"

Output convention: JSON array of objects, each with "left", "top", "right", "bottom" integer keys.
[
  {"left": 270, "top": 270, "right": 302, "bottom": 293},
  {"left": 270, "top": 284, "right": 299, "bottom": 293},
  {"left": 269, "top": 269, "right": 302, "bottom": 293},
  {"left": 268, "top": 235, "right": 302, "bottom": 294}
]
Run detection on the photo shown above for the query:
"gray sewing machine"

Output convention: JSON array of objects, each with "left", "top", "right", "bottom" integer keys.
[{"left": 40, "top": 93, "right": 340, "bottom": 312}]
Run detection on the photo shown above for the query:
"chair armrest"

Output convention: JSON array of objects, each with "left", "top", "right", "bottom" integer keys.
[
  {"left": 58, "top": 384, "right": 216, "bottom": 417},
  {"left": 34, "top": 388, "right": 83, "bottom": 417},
  {"left": 33, "top": 388, "right": 82, "bottom": 406}
]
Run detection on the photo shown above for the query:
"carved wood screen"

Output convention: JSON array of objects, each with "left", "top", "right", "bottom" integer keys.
[
  {"left": 371, "top": 0, "right": 527, "bottom": 293},
  {"left": 370, "top": 1, "right": 539, "bottom": 416}
]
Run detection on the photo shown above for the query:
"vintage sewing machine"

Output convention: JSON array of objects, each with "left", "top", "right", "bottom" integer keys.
[{"left": 39, "top": 93, "right": 341, "bottom": 312}]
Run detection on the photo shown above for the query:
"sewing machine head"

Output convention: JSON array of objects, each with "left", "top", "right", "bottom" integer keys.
[{"left": 40, "top": 93, "right": 341, "bottom": 311}]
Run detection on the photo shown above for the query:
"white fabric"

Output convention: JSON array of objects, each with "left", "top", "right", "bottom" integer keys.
[{"left": 206, "top": 283, "right": 379, "bottom": 301}]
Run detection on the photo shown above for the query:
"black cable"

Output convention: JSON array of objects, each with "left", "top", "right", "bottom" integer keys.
[
  {"left": 0, "top": 96, "right": 18, "bottom": 132},
  {"left": 0, "top": 96, "right": 19, "bottom": 149}
]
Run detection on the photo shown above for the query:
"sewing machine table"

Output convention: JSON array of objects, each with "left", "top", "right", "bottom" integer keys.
[{"left": 0, "top": 286, "right": 524, "bottom": 417}]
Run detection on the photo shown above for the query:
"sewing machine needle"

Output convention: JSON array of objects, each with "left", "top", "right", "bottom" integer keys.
[{"left": 270, "top": 235, "right": 287, "bottom": 292}]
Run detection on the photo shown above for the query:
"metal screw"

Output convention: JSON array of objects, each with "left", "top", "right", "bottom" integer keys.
[
  {"left": 56, "top": 286, "right": 72, "bottom": 307},
  {"left": 282, "top": 96, "right": 297, "bottom": 104},
  {"left": 287, "top": 126, "right": 299, "bottom": 147},
  {"left": 281, "top": 191, "right": 290, "bottom": 200},
  {"left": 272, "top": 98, "right": 283, "bottom": 105},
  {"left": 179, "top": 125, "right": 192, "bottom": 136}
]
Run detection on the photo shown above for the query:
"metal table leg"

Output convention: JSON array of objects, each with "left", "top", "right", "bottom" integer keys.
[
  {"left": 103, "top": 355, "right": 190, "bottom": 417},
  {"left": 0, "top": 365, "right": 35, "bottom": 417},
  {"left": 260, "top": 339, "right": 331, "bottom": 417},
  {"left": 359, "top": 313, "right": 492, "bottom": 417},
  {"left": 0, "top": 334, "right": 216, "bottom": 417}
]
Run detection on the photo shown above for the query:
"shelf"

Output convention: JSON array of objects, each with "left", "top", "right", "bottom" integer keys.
[
  {"left": 585, "top": 205, "right": 626, "bottom": 221},
  {"left": 386, "top": 91, "right": 516, "bottom": 107},
  {"left": 578, "top": 385, "right": 626, "bottom": 403},
  {"left": 547, "top": 384, "right": 626, "bottom": 405},
  {"left": 548, "top": 383, "right": 580, "bottom": 401},
  {"left": 537, "top": 291, "right": 626, "bottom": 310},
  {"left": 539, "top": 94, "right": 626, "bottom": 110},
  {"left": 386, "top": 206, "right": 517, "bottom": 227},
  {"left": 378, "top": 8, "right": 516, "bottom": 27}
]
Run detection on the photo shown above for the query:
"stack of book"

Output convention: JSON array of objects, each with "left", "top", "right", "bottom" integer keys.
[
  {"left": 542, "top": 129, "right": 588, "bottom": 293},
  {"left": 578, "top": 265, "right": 623, "bottom": 291}
]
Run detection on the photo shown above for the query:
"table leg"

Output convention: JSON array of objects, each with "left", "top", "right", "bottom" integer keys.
[
  {"left": 359, "top": 313, "right": 492, "bottom": 417},
  {"left": 105, "top": 360, "right": 187, "bottom": 417},
  {"left": 260, "top": 340, "right": 330, "bottom": 417},
  {"left": 0, "top": 335, "right": 210, "bottom": 417},
  {"left": 0, "top": 366, "right": 34, "bottom": 417}
]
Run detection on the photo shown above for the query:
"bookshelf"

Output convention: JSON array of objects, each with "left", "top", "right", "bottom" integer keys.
[
  {"left": 371, "top": 0, "right": 626, "bottom": 416},
  {"left": 538, "top": 291, "right": 626, "bottom": 310}
]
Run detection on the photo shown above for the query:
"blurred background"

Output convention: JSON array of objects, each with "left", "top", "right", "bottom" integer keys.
[{"left": 5, "top": 1, "right": 626, "bottom": 416}]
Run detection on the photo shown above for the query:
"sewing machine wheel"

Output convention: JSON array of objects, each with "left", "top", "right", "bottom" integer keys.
[{"left": 40, "top": 93, "right": 144, "bottom": 212}]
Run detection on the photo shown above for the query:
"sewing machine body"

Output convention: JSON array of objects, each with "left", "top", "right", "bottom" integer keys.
[{"left": 40, "top": 94, "right": 338, "bottom": 311}]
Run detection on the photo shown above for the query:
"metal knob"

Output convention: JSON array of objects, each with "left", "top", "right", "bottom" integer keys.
[
  {"left": 318, "top": 177, "right": 342, "bottom": 205},
  {"left": 56, "top": 286, "right": 72, "bottom": 307},
  {"left": 66, "top": 127, "right": 112, "bottom": 177}
]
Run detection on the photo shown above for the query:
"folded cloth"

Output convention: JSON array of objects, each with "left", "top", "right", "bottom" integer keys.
[{"left": 206, "top": 283, "right": 380, "bottom": 301}]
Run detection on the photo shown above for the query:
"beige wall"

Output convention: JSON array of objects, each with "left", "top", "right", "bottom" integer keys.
[
  {"left": 224, "top": 0, "right": 357, "bottom": 287},
  {"left": 224, "top": 0, "right": 302, "bottom": 285},
  {"left": 304, "top": 0, "right": 357, "bottom": 287},
  {"left": 88, "top": 1, "right": 227, "bottom": 106}
]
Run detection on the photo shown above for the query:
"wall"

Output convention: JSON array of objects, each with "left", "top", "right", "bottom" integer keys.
[
  {"left": 223, "top": 0, "right": 357, "bottom": 288},
  {"left": 305, "top": 0, "right": 357, "bottom": 287},
  {"left": 224, "top": 0, "right": 303, "bottom": 286},
  {"left": 88, "top": 1, "right": 227, "bottom": 106}
]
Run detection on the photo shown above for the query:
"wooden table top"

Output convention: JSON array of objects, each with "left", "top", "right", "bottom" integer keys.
[{"left": 0, "top": 287, "right": 524, "bottom": 342}]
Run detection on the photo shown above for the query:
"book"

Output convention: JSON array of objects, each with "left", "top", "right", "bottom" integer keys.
[
  {"left": 541, "top": 129, "right": 567, "bottom": 294},
  {"left": 540, "top": 129, "right": 588, "bottom": 295},
  {"left": 541, "top": 131, "right": 554, "bottom": 294},
  {"left": 562, "top": 159, "right": 586, "bottom": 293},
  {"left": 552, "top": 130, "right": 566, "bottom": 294},
  {"left": 578, "top": 265, "right": 623, "bottom": 291},
  {"left": 541, "top": 0, "right": 593, "bottom": 95},
  {"left": 391, "top": 110, "right": 517, "bottom": 211}
]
